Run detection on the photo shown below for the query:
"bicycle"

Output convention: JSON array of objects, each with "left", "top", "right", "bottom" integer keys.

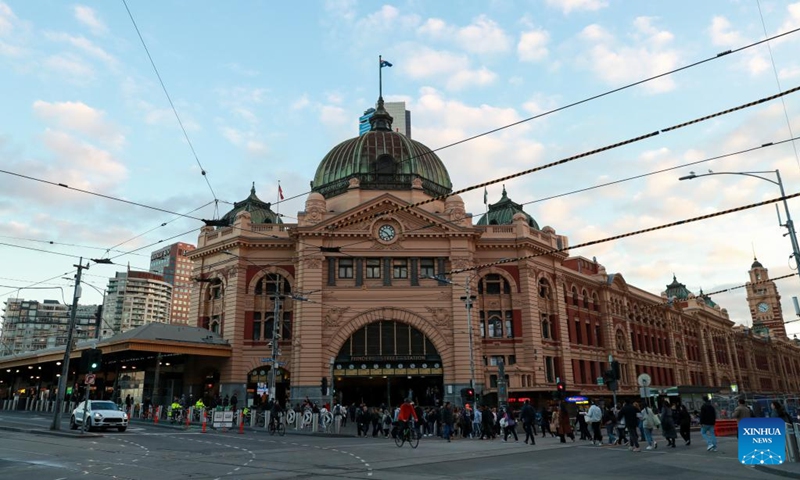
[
  {"left": 394, "top": 422, "right": 419, "bottom": 448},
  {"left": 268, "top": 415, "right": 286, "bottom": 436}
]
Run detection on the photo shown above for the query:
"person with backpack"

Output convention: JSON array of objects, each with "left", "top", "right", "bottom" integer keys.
[
  {"left": 602, "top": 405, "right": 617, "bottom": 445},
  {"left": 502, "top": 407, "right": 519, "bottom": 442},
  {"left": 586, "top": 399, "right": 603, "bottom": 446},
  {"left": 699, "top": 397, "right": 717, "bottom": 452},
  {"left": 641, "top": 403, "right": 660, "bottom": 450}
]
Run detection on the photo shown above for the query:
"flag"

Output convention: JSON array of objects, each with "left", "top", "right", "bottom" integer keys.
[
  {"left": 380, "top": 59, "right": 393, "bottom": 68},
  {"left": 278, "top": 184, "right": 284, "bottom": 200},
  {"left": 483, "top": 187, "right": 488, "bottom": 205}
]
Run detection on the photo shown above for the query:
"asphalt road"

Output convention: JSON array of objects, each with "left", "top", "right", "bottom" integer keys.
[{"left": 0, "top": 412, "right": 785, "bottom": 480}]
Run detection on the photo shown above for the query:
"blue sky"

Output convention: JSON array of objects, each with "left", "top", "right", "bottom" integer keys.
[{"left": 1, "top": 0, "right": 800, "bottom": 335}]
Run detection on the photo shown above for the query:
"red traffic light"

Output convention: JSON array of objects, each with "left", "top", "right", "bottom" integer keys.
[{"left": 556, "top": 381, "right": 566, "bottom": 392}]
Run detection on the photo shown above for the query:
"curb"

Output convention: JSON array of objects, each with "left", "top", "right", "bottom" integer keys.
[
  {"left": 754, "top": 465, "right": 800, "bottom": 479},
  {"left": 128, "top": 419, "right": 356, "bottom": 438},
  {"left": 0, "top": 425, "right": 103, "bottom": 438}
]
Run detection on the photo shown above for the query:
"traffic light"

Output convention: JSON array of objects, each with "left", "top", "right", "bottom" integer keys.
[
  {"left": 603, "top": 370, "right": 617, "bottom": 391},
  {"left": 85, "top": 348, "right": 102, "bottom": 373},
  {"left": 555, "top": 381, "right": 566, "bottom": 399},
  {"left": 460, "top": 387, "right": 475, "bottom": 402},
  {"left": 321, "top": 376, "right": 328, "bottom": 396}
]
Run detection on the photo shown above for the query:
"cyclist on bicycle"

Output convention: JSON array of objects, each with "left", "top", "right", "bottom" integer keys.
[
  {"left": 397, "top": 398, "right": 419, "bottom": 436},
  {"left": 169, "top": 397, "right": 182, "bottom": 423},
  {"left": 270, "top": 399, "right": 283, "bottom": 428}
]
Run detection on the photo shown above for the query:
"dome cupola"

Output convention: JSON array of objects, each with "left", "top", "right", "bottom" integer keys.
[
  {"left": 311, "top": 97, "right": 452, "bottom": 199},
  {"left": 220, "top": 183, "right": 282, "bottom": 226},
  {"left": 476, "top": 185, "right": 539, "bottom": 229}
]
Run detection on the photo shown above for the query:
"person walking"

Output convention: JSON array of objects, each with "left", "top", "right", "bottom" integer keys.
[
  {"left": 660, "top": 401, "right": 677, "bottom": 448},
  {"left": 520, "top": 400, "right": 536, "bottom": 445},
  {"left": 619, "top": 399, "right": 641, "bottom": 452},
  {"left": 771, "top": 401, "right": 793, "bottom": 423},
  {"left": 480, "top": 405, "right": 495, "bottom": 440},
  {"left": 441, "top": 401, "right": 454, "bottom": 442},
  {"left": 603, "top": 405, "right": 617, "bottom": 445},
  {"left": 555, "top": 403, "right": 575, "bottom": 443},
  {"left": 540, "top": 406, "right": 554, "bottom": 437},
  {"left": 586, "top": 399, "right": 603, "bottom": 446},
  {"left": 503, "top": 407, "right": 519, "bottom": 442},
  {"left": 699, "top": 396, "right": 717, "bottom": 452},
  {"left": 641, "top": 404, "right": 659, "bottom": 450},
  {"left": 678, "top": 404, "right": 692, "bottom": 445},
  {"left": 732, "top": 398, "right": 751, "bottom": 438}
]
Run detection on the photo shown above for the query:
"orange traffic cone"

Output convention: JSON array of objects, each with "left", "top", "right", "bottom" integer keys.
[{"left": 202, "top": 410, "right": 207, "bottom": 433}]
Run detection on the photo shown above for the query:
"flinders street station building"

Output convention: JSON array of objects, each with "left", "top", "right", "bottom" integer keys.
[{"left": 186, "top": 98, "right": 800, "bottom": 409}]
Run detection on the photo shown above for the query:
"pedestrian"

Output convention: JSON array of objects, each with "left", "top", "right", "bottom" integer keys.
[
  {"left": 230, "top": 392, "right": 238, "bottom": 412},
  {"left": 555, "top": 403, "right": 575, "bottom": 443},
  {"left": 678, "top": 404, "right": 691, "bottom": 445},
  {"left": 125, "top": 394, "right": 132, "bottom": 411},
  {"left": 699, "top": 396, "right": 717, "bottom": 452},
  {"left": 586, "top": 399, "right": 603, "bottom": 446},
  {"left": 441, "top": 401, "right": 454, "bottom": 442},
  {"left": 771, "top": 401, "right": 792, "bottom": 423},
  {"left": 732, "top": 398, "right": 751, "bottom": 438},
  {"left": 618, "top": 399, "right": 641, "bottom": 452},
  {"left": 641, "top": 403, "right": 659, "bottom": 450},
  {"left": 576, "top": 409, "right": 590, "bottom": 440},
  {"left": 480, "top": 405, "right": 495, "bottom": 440},
  {"left": 660, "top": 401, "right": 677, "bottom": 448},
  {"left": 357, "top": 405, "right": 370, "bottom": 437},
  {"left": 603, "top": 405, "right": 617, "bottom": 445},
  {"left": 520, "top": 400, "right": 536, "bottom": 445},
  {"left": 503, "top": 407, "right": 519, "bottom": 442},
  {"left": 540, "top": 406, "right": 554, "bottom": 437}
]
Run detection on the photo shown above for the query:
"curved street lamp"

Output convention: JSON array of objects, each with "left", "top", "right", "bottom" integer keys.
[{"left": 679, "top": 169, "right": 800, "bottom": 282}]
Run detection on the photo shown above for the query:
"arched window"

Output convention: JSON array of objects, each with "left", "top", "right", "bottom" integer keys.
[
  {"left": 250, "top": 273, "right": 293, "bottom": 342},
  {"left": 538, "top": 278, "right": 551, "bottom": 299},
  {"left": 374, "top": 154, "right": 395, "bottom": 177},
  {"left": 542, "top": 314, "right": 551, "bottom": 339},
  {"left": 616, "top": 330, "right": 625, "bottom": 351},
  {"left": 206, "top": 278, "right": 224, "bottom": 301},
  {"left": 572, "top": 287, "right": 579, "bottom": 306},
  {"left": 582, "top": 289, "right": 589, "bottom": 308},
  {"left": 254, "top": 273, "right": 291, "bottom": 296},
  {"left": 592, "top": 293, "right": 600, "bottom": 311},
  {"left": 210, "top": 318, "right": 220, "bottom": 334},
  {"left": 479, "top": 274, "right": 511, "bottom": 294}
]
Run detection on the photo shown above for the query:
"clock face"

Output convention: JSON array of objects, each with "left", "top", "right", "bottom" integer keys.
[
  {"left": 378, "top": 224, "right": 396, "bottom": 241},
  {"left": 757, "top": 302, "right": 770, "bottom": 313}
]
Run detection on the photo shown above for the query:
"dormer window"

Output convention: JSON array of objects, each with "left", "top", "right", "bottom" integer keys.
[{"left": 374, "top": 154, "right": 395, "bottom": 177}]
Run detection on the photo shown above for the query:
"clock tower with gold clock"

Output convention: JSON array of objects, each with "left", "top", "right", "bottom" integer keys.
[{"left": 745, "top": 257, "right": 786, "bottom": 338}]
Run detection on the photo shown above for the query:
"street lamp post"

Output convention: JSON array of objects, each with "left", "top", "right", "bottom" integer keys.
[{"left": 679, "top": 169, "right": 800, "bottom": 280}]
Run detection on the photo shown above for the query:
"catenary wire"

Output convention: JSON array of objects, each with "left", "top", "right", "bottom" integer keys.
[
  {"left": 0, "top": 236, "right": 146, "bottom": 258},
  {"left": 121, "top": 0, "right": 219, "bottom": 211},
  {"left": 274, "top": 25, "right": 800, "bottom": 207},
  {"left": 325, "top": 86, "right": 800, "bottom": 233},
  {"left": 756, "top": 0, "right": 800, "bottom": 174},
  {"left": 448, "top": 192, "right": 800, "bottom": 274}
]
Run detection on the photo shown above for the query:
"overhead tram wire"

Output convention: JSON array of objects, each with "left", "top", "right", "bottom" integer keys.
[
  {"left": 0, "top": 272, "right": 74, "bottom": 300},
  {"left": 121, "top": 0, "right": 219, "bottom": 214},
  {"left": 0, "top": 236, "right": 147, "bottom": 258},
  {"left": 324, "top": 85, "right": 800, "bottom": 233},
  {"left": 757, "top": 0, "right": 800, "bottom": 174},
  {"left": 272, "top": 25, "right": 800, "bottom": 209},
  {"left": 447, "top": 192, "right": 800, "bottom": 275}
]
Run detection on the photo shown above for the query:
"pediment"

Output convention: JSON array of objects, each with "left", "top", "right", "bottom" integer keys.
[{"left": 303, "top": 193, "right": 471, "bottom": 237}]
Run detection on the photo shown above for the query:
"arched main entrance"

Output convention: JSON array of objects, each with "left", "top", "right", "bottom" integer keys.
[
  {"left": 333, "top": 320, "right": 443, "bottom": 407},
  {"left": 247, "top": 366, "right": 290, "bottom": 407}
]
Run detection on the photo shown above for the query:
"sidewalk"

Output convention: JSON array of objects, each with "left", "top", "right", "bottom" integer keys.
[{"left": 755, "top": 462, "right": 800, "bottom": 479}]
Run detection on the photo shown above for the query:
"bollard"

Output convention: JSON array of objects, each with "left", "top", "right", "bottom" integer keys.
[
  {"left": 154, "top": 406, "right": 160, "bottom": 424},
  {"left": 265, "top": 411, "right": 271, "bottom": 430},
  {"left": 202, "top": 410, "right": 207, "bottom": 433},
  {"left": 239, "top": 412, "right": 244, "bottom": 434},
  {"left": 185, "top": 409, "right": 191, "bottom": 428}
]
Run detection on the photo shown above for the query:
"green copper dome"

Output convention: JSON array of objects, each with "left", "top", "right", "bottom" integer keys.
[
  {"left": 311, "top": 97, "right": 452, "bottom": 199},
  {"left": 665, "top": 274, "right": 691, "bottom": 300},
  {"left": 476, "top": 185, "right": 539, "bottom": 229},
  {"left": 220, "top": 183, "right": 282, "bottom": 226}
]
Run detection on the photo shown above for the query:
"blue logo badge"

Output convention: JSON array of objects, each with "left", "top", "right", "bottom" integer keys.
[{"left": 739, "top": 418, "right": 786, "bottom": 465}]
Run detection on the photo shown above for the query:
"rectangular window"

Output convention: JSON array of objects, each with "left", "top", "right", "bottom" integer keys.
[
  {"left": 575, "top": 319, "right": 582, "bottom": 344},
  {"left": 366, "top": 259, "right": 381, "bottom": 279},
  {"left": 508, "top": 355, "right": 516, "bottom": 365},
  {"left": 253, "top": 312, "right": 262, "bottom": 341},
  {"left": 393, "top": 259, "right": 408, "bottom": 279},
  {"left": 489, "top": 355, "right": 503, "bottom": 366},
  {"left": 338, "top": 259, "right": 354, "bottom": 278},
  {"left": 420, "top": 258, "right": 435, "bottom": 278},
  {"left": 545, "top": 357, "right": 554, "bottom": 383},
  {"left": 505, "top": 311, "right": 514, "bottom": 338},
  {"left": 490, "top": 374, "right": 498, "bottom": 388},
  {"left": 480, "top": 311, "right": 486, "bottom": 337}
]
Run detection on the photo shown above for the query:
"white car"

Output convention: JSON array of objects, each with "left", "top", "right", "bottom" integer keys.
[{"left": 70, "top": 400, "right": 128, "bottom": 432}]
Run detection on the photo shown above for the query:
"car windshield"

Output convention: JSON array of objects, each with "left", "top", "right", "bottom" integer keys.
[{"left": 91, "top": 401, "right": 118, "bottom": 411}]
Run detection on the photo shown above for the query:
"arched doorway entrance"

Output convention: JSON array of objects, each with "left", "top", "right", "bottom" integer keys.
[
  {"left": 247, "top": 366, "right": 290, "bottom": 407},
  {"left": 333, "top": 320, "right": 443, "bottom": 407}
]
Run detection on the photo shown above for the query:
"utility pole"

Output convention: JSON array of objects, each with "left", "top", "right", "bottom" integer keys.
[
  {"left": 269, "top": 291, "right": 281, "bottom": 404},
  {"left": 460, "top": 283, "right": 477, "bottom": 406},
  {"left": 51, "top": 258, "right": 88, "bottom": 431}
]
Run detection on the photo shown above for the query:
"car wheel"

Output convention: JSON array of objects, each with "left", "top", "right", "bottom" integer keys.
[
  {"left": 85, "top": 417, "right": 92, "bottom": 431},
  {"left": 118, "top": 426, "right": 127, "bottom": 432},
  {"left": 70, "top": 416, "right": 78, "bottom": 430}
]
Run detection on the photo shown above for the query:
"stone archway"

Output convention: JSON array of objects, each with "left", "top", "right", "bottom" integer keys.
[{"left": 325, "top": 307, "right": 452, "bottom": 369}]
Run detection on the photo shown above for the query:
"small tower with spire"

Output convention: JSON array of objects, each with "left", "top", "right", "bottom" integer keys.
[{"left": 745, "top": 257, "right": 786, "bottom": 338}]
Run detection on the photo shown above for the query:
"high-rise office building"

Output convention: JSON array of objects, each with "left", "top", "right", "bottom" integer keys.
[
  {"left": 358, "top": 102, "right": 410, "bottom": 138},
  {"left": 0, "top": 299, "right": 98, "bottom": 355},
  {"left": 101, "top": 271, "right": 172, "bottom": 336},
  {"left": 150, "top": 242, "right": 196, "bottom": 325}
]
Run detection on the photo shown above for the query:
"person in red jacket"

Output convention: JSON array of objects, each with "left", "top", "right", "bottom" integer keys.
[{"left": 398, "top": 398, "right": 419, "bottom": 436}]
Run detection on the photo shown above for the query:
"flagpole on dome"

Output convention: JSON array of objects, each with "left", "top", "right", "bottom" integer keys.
[
  {"left": 277, "top": 180, "right": 283, "bottom": 220},
  {"left": 483, "top": 187, "right": 489, "bottom": 224},
  {"left": 379, "top": 55, "right": 383, "bottom": 98}
]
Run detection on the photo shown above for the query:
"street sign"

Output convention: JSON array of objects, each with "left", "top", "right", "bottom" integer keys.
[
  {"left": 213, "top": 410, "right": 233, "bottom": 428},
  {"left": 596, "top": 376, "right": 604, "bottom": 385},
  {"left": 84, "top": 373, "right": 95, "bottom": 385},
  {"left": 639, "top": 387, "right": 651, "bottom": 398},
  {"left": 637, "top": 373, "right": 651, "bottom": 387}
]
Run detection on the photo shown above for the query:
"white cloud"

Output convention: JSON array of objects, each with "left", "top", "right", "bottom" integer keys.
[
  {"left": 291, "top": 94, "right": 310, "bottom": 110},
  {"left": 220, "top": 126, "right": 270, "bottom": 158},
  {"left": 708, "top": 16, "right": 744, "bottom": 47},
  {"left": 136, "top": 100, "right": 201, "bottom": 132},
  {"left": 319, "top": 104, "right": 348, "bottom": 127},
  {"left": 0, "top": 1, "right": 17, "bottom": 36},
  {"left": 418, "top": 15, "right": 511, "bottom": 54},
  {"left": 358, "top": 5, "right": 420, "bottom": 30},
  {"left": 517, "top": 29, "right": 549, "bottom": 62},
  {"left": 44, "top": 32, "right": 117, "bottom": 67},
  {"left": 402, "top": 46, "right": 497, "bottom": 91},
  {"left": 545, "top": 0, "right": 609, "bottom": 14},
  {"left": 43, "top": 54, "right": 95, "bottom": 83},
  {"left": 779, "top": 65, "right": 800, "bottom": 80},
  {"left": 577, "top": 19, "right": 680, "bottom": 93},
  {"left": 33, "top": 100, "right": 125, "bottom": 148},
  {"left": 73, "top": 5, "right": 107, "bottom": 35},
  {"left": 41, "top": 129, "right": 127, "bottom": 190}
]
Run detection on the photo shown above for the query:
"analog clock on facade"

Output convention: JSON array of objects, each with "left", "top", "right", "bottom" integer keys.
[
  {"left": 378, "top": 224, "right": 396, "bottom": 242},
  {"left": 757, "top": 302, "right": 770, "bottom": 313}
]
